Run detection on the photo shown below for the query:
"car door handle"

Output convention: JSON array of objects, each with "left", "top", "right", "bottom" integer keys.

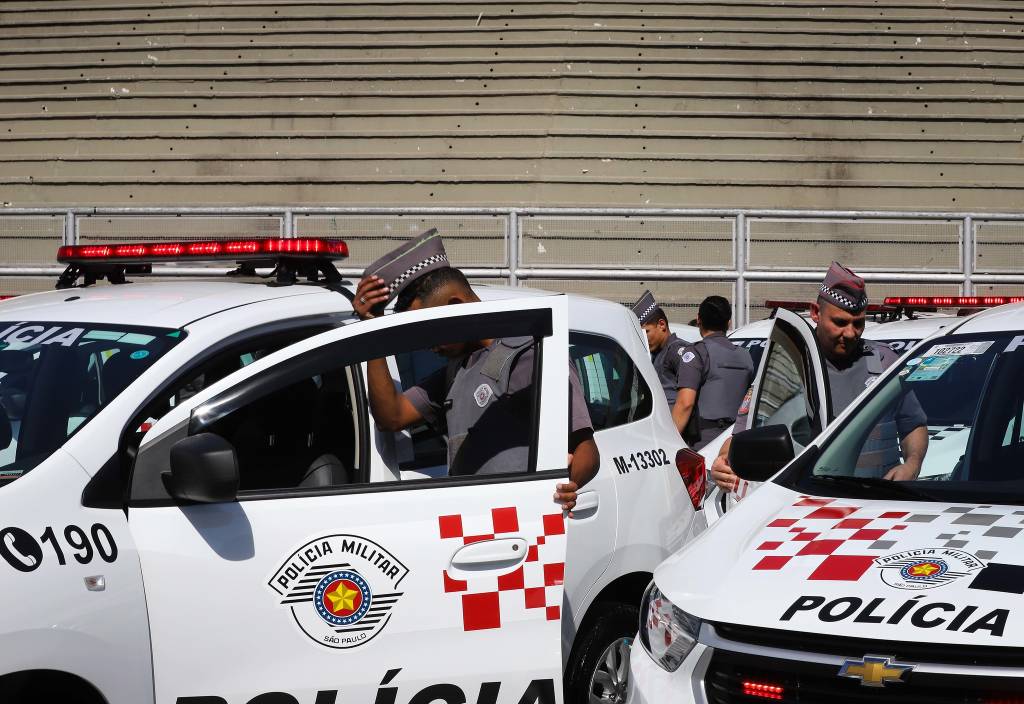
[
  {"left": 450, "top": 538, "right": 528, "bottom": 571},
  {"left": 573, "top": 490, "right": 599, "bottom": 514}
]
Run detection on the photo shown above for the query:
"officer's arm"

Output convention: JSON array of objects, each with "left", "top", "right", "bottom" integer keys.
[
  {"left": 365, "top": 357, "right": 424, "bottom": 431},
  {"left": 672, "top": 389, "right": 696, "bottom": 434},
  {"left": 569, "top": 435, "right": 599, "bottom": 488},
  {"left": 884, "top": 426, "right": 928, "bottom": 481}
]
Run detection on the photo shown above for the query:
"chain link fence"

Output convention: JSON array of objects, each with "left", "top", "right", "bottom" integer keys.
[{"left": 1, "top": 207, "right": 1021, "bottom": 327}]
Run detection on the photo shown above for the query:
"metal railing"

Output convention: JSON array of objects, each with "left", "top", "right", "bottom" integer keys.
[{"left": 1, "top": 206, "right": 1023, "bottom": 326}]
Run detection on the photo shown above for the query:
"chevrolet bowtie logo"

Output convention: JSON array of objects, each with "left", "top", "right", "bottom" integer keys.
[{"left": 838, "top": 655, "right": 914, "bottom": 687}]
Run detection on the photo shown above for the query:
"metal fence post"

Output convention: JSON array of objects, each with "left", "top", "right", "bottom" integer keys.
[
  {"left": 283, "top": 210, "right": 294, "bottom": 238},
  {"left": 64, "top": 211, "right": 75, "bottom": 246},
  {"left": 508, "top": 210, "right": 519, "bottom": 287},
  {"left": 963, "top": 215, "right": 974, "bottom": 296},
  {"left": 735, "top": 212, "right": 747, "bottom": 327}
]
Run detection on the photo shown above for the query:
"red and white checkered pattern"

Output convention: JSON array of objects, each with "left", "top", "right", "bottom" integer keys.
[
  {"left": 749, "top": 496, "right": 911, "bottom": 581},
  {"left": 439, "top": 506, "right": 566, "bottom": 631}
]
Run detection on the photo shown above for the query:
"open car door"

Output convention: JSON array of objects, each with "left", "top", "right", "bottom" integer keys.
[
  {"left": 126, "top": 296, "right": 570, "bottom": 704},
  {"left": 722, "top": 307, "right": 831, "bottom": 510}
]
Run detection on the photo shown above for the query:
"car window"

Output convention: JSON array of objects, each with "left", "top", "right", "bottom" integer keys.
[
  {"left": 752, "top": 329, "right": 814, "bottom": 446},
  {"left": 0, "top": 322, "right": 185, "bottom": 486},
  {"left": 569, "top": 331, "right": 652, "bottom": 431},
  {"left": 203, "top": 368, "right": 359, "bottom": 491},
  {"left": 799, "top": 331, "right": 1024, "bottom": 503},
  {"left": 134, "top": 326, "right": 333, "bottom": 436},
  {"left": 154, "top": 317, "right": 552, "bottom": 494}
]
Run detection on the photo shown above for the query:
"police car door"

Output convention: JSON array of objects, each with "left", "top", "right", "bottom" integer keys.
[
  {"left": 728, "top": 307, "right": 830, "bottom": 504},
  {"left": 126, "top": 296, "right": 570, "bottom": 704}
]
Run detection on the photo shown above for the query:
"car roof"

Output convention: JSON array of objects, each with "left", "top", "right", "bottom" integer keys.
[
  {"left": 0, "top": 279, "right": 569, "bottom": 330},
  {"left": 0, "top": 281, "right": 351, "bottom": 328},
  {"left": 729, "top": 318, "right": 774, "bottom": 338},
  {"left": 863, "top": 314, "right": 959, "bottom": 341},
  {"left": 947, "top": 301, "right": 1024, "bottom": 335}
]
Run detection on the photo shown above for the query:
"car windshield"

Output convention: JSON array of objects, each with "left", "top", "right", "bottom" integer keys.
[
  {"left": 0, "top": 321, "right": 185, "bottom": 486},
  {"left": 796, "top": 331, "right": 1024, "bottom": 504}
]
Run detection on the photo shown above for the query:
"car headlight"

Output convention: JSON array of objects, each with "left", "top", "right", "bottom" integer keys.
[{"left": 638, "top": 581, "right": 702, "bottom": 672}]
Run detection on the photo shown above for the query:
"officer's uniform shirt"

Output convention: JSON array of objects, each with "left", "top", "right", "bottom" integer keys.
[
  {"left": 677, "top": 332, "right": 755, "bottom": 450},
  {"left": 405, "top": 339, "right": 593, "bottom": 476},
  {"left": 651, "top": 333, "right": 688, "bottom": 406}
]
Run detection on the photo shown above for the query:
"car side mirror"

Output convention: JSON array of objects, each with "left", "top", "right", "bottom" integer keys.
[
  {"left": 163, "top": 433, "right": 239, "bottom": 503},
  {"left": 729, "top": 425, "right": 795, "bottom": 482}
]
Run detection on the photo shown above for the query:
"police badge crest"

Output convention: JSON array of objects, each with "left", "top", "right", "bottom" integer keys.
[{"left": 269, "top": 534, "right": 408, "bottom": 649}]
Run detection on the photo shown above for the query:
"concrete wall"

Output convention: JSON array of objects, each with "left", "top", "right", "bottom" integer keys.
[{"left": 2, "top": 0, "right": 1024, "bottom": 209}]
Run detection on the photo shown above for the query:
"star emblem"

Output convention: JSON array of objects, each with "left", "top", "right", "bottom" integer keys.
[
  {"left": 326, "top": 581, "right": 359, "bottom": 614},
  {"left": 909, "top": 563, "right": 939, "bottom": 576}
]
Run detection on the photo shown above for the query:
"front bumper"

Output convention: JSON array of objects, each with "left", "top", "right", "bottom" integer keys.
[{"left": 627, "top": 639, "right": 711, "bottom": 704}]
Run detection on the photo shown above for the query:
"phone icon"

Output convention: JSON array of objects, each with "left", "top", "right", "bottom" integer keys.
[{"left": 0, "top": 527, "right": 41, "bottom": 572}]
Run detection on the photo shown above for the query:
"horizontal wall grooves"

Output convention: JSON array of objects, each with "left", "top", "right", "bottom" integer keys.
[{"left": 1, "top": 0, "right": 1023, "bottom": 209}]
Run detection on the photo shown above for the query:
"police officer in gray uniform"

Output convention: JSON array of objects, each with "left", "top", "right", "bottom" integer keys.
[
  {"left": 711, "top": 261, "right": 929, "bottom": 490},
  {"left": 631, "top": 290, "right": 689, "bottom": 408},
  {"left": 675, "top": 296, "right": 754, "bottom": 450},
  {"left": 353, "top": 229, "right": 599, "bottom": 512}
]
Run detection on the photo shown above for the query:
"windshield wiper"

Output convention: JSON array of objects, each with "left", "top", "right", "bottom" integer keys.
[{"left": 810, "top": 474, "right": 937, "bottom": 501}]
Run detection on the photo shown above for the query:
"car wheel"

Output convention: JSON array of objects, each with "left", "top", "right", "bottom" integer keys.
[{"left": 565, "top": 602, "right": 638, "bottom": 704}]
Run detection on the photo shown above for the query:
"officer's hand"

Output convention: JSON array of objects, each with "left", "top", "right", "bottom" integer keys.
[
  {"left": 883, "top": 463, "right": 920, "bottom": 482},
  {"left": 353, "top": 275, "right": 389, "bottom": 320},
  {"left": 711, "top": 454, "right": 738, "bottom": 492},
  {"left": 554, "top": 480, "right": 578, "bottom": 517}
]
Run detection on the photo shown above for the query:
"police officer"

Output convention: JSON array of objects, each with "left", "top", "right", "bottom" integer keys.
[
  {"left": 711, "top": 262, "right": 928, "bottom": 490},
  {"left": 631, "top": 290, "right": 688, "bottom": 410},
  {"left": 675, "top": 296, "right": 754, "bottom": 451},
  {"left": 352, "top": 229, "right": 599, "bottom": 513}
]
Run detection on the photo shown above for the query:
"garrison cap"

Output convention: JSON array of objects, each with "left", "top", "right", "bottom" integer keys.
[
  {"left": 818, "top": 261, "right": 868, "bottom": 313},
  {"left": 362, "top": 228, "right": 450, "bottom": 307},
  {"left": 631, "top": 290, "right": 660, "bottom": 325}
]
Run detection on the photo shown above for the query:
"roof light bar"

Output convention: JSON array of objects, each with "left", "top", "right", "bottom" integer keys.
[
  {"left": 883, "top": 296, "right": 1024, "bottom": 308},
  {"left": 57, "top": 238, "right": 349, "bottom": 264},
  {"left": 764, "top": 300, "right": 895, "bottom": 313}
]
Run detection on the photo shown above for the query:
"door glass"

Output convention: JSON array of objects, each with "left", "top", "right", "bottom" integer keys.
[
  {"left": 391, "top": 335, "right": 543, "bottom": 479},
  {"left": 204, "top": 368, "right": 358, "bottom": 491},
  {"left": 569, "top": 331, "right": 652, "bottom": 430},
  {"left": 752, "top": 327, "right": 815, "bottom": 446}
]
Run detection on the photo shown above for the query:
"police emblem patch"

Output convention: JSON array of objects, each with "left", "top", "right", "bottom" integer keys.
[
  {"left": 474, "top": 383, "right": 493, "bottom": 407},
  {"left": 268, "top": 535, "right": 408, "bottom": 649},
  {"left": 874, "top": 548, "right": 983, "bottom": 590},
  {"left": 681, "top": 351, "right": 695, "bottom": 363}
]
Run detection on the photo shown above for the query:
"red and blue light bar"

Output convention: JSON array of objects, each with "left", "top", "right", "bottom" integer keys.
[{"left": 57, "top": 238, "right": 349, "bottom": 264}]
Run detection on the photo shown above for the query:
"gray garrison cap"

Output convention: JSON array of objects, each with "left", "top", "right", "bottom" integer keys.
[
  {"left": 819, "top": 261, "right": 868, "bottom": 313},
  {"left": 631, "top": 290, "right": 660, "bottom": 325},
  {"left": 362, "top": 228, "right": 450, "bottom": 309}
]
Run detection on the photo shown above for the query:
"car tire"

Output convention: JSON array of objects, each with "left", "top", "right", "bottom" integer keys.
[{"left": 565, "top": 601, "right": 639, "bottom": 704}]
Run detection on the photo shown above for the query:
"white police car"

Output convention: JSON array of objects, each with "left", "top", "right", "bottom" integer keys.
[
  {"left": 629, "top": 299, "right": 1024, "bottom": 702},
  {"left": 0, "top": 239, "right": 706, "bottom": 704}
]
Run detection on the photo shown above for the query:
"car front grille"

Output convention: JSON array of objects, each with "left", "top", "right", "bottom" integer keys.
[
  {"left": 705, "top": 649, "right": 1024, "bottom": 704},
  {"left": 703, "top": 623, "right": 1024, "bottom": 704}
]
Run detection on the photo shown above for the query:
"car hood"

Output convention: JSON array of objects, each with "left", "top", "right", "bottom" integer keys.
[{"left": 657, "top": 483, "right": 1024, "bottom": 646}]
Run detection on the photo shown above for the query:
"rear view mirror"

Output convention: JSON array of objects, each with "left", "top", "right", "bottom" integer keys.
[
  {"left": 729, "top": 425, "right": 795, "bottom": 482},
  {"left": 163, "top": 433, "right": 239, "bottom": 503}
]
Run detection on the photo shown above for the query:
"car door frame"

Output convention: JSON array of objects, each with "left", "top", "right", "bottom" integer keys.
[{"left": 745, "top": 307, "right": 832, "bottom": 440}]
